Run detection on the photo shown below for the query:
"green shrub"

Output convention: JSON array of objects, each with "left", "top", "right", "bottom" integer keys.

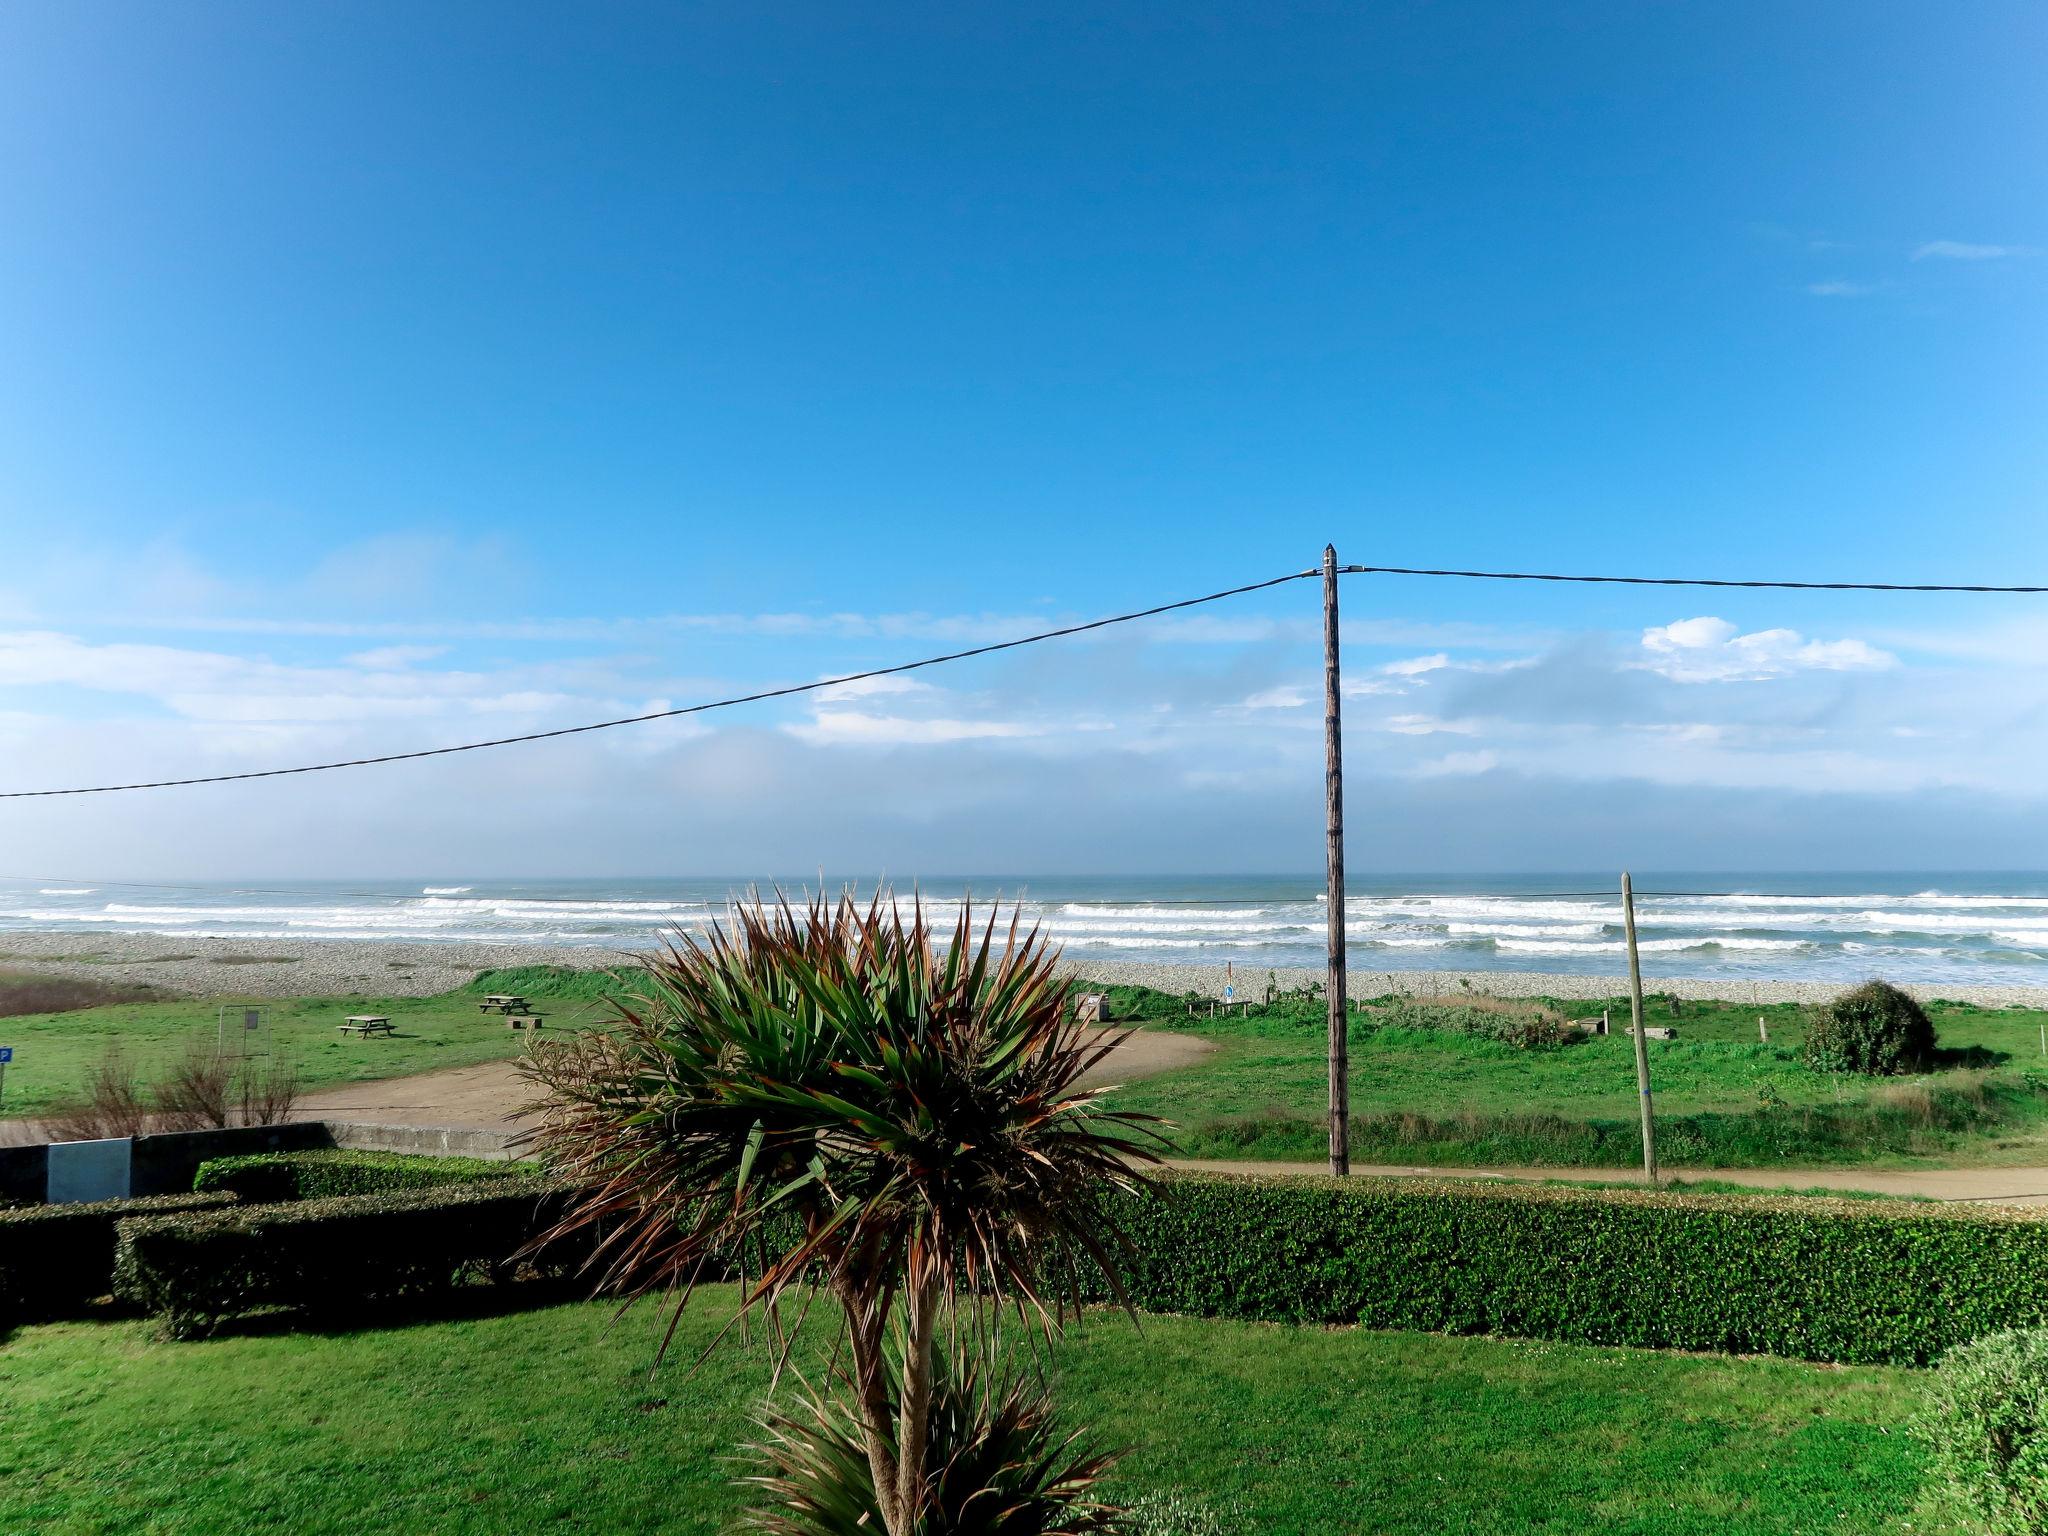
[
  {"left": 192, "top": 1148, "right": 526, "bottom": 1202},
  {"left": 1919, "top": 1328, "right": 2048, "bottom": 1534},
  {"left": 0, "top": 1191, "right": 242, "bottom": 1321},
  {"left": 1369, "top": 998, "right": 1574, "bottom": 1050},
  {"left": 112, "top": 1180, "right": 584, "bottom": 1339},
  {"left": 1080, "top": 1172, "right": 2048, "bottom": 1365},
  {"left": 1805, "top": 979, "right": 1936, "bottom": 1075},
  {"left": 464, "top": 965, "right": 625, "bottom": 1002}
]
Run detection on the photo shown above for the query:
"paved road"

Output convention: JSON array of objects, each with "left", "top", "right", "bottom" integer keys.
[
  {"left": 297, "top": 1026, "right": 1216, "bottom": 1131},
  {"left": 1164, "top": 1158, "right": 2048, "bottom": 1206}
]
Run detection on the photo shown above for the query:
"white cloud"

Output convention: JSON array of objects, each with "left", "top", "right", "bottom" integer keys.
[
  {"left": 1381, "top": 714, "right": 1481, "bottom": 736},
  {"left": 1912, "top": 240, "right": 2031, "bottom": 261},
  {"left": 1242, "top": 686, "right": 1310, "bottom": 710},
  {"left": 1410, "top": 750, "right": 1500, "bottom": 777},
  {"left": 1637, "top": 617, "right": 1895, "bottom": 683},
  {"left": 813, "top": 674, "right": 936, "bottom": 703},
  {"left": 346, "top": 645, "right": 449, "bottom": 670},
  {"left": 783, "top": 712, "right": 1046, "bottom": 746},
  {"left": 1807, "top": 279, "right": 1881, "bottom": 298},
  {"left": 1381, "top": 653, "right": 1451, "bottom": 677}
]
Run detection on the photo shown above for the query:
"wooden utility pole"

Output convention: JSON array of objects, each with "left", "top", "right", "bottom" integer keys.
[
  {"left": 1323, "top": 544, "right": 1350, "bottom": 1176},
  {"left": 1622, "top": 871, "right": 1658, "bottom": 1185}
]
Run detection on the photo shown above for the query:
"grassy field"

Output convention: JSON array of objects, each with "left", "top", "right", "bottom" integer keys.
[
  {"left": 1091, "top": 984, "right": 2048, "bottom": 1167},
  {"left": 0, "top": 1286, "right": 1931, "bottom": 1535},
  {"left": 13, "top": 964, "right": 2048, "bottom": 1172},
  {"left": 0, "top": 968, "right": 615, "bottom": 1122}
]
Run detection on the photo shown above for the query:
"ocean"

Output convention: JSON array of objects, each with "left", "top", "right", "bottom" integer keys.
[{"left": 6, "top": 873, "right": 2048, "bottom": 988}]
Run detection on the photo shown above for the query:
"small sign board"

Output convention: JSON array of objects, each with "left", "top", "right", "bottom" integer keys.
[
  {"left": 0, "top": 1046, "right": 12, "bottom": 1063},
  {"left": 245, "top": 1009, "right": 261, "bottom": 1031}
]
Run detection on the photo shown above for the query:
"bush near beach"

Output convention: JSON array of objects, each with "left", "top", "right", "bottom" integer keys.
[{"left": 1805, "top": 979, "right": 1939, "bottom": 1076}]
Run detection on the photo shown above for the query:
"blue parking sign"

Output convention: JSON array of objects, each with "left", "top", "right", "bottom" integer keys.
[{"left": 0, "top": 1047, "right": 12, "bottom": 1063}]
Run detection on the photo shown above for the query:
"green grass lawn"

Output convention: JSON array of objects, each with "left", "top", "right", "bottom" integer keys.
[
  {"left": 1092, "top": 986, "right": 2048, "bottom": 1168},
  {"left": 0, "top": 1286, "right": 1931, "bottom": 1535},
  {"left": 0, "top": 969, "right": 618, "bottom": 1122}
]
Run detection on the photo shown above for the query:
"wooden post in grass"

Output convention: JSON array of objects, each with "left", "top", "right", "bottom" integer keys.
[
  {"left": 1323, "top": 543, "right": 1350, "bottom": 1176},
  {"left": 1622, "top": 872, "right": 1659, "bottom": 1185}
]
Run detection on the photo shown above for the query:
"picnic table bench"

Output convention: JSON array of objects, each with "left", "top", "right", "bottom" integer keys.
[
  {"left": 339, "top": 1015, "right": 394, "bottom": 1037},
  {"left": 504, "top": 1015, "right": 545, "bottom": 1031},
  {"left": 478, "top": 995, "right": 528, "bottom": 1014}
]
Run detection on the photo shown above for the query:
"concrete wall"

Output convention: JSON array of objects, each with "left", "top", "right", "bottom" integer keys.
[
  {"left": 127, "top": 1122, "right": 331, "bottom": 1197},
  {"left": 0, "top": 1141, "right": 48, "bottom": 1204},
  {"left": 1, "top": 1119, "right": 521, "bottom": 1203},
  {"left": 324, "top": 1121, "right": 521, "bottom": 1161}
]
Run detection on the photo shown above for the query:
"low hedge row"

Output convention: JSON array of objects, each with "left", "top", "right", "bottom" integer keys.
[
  {"left": 1085, "top": 1173, "right": 2048, "bottom": 1365},
  {"left": 192, "top": 1149, "right": 527, "bottom": 1202},
  {"left": 0, "top": 1191, "right": 243, "bottom": 1322},
  {"left": 112, "top": 1180, "right": 586, "bottom": 1338},
  {"left": 98, "top": 1168, "right": 2048, "bottom": 1364}
]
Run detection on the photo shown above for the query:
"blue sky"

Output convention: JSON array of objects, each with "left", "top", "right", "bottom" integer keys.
[{"left": 1, "top": 2, "right": 2044, "bottom": 876}]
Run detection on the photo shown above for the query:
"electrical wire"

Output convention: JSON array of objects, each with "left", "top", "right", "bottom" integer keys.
[
  {"left": 0, "top": 567, "right": 1317, "bottom": 799},
  {"left": 1341, "top": 564, "right": 2048, "bottom": 593},
  {"left": 8, "top": 555, "right": 2045, "bottom": 799}
]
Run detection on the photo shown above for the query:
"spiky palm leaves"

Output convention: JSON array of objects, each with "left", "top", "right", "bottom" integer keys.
[
  {"left": 741, "top": 1348, "right": 1125, "bottom": 1536},
  {"left": 519, "top": 893, "right": 1161, "bottom": 1536}
]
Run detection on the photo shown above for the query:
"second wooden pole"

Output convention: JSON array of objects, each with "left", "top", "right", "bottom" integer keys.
[{"left": 1622, "top": 871, "right": 1658, "bottom": 1185}]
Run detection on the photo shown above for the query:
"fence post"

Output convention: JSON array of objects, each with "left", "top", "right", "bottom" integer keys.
[
  {"left": 1622, "top": 871, "right": 1658, "bottom": 1185},
  {"left": 1323, "top": 544, "right": 1350, "bottom": 1176}
]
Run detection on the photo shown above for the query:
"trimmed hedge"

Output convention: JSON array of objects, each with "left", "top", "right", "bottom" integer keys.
[
  {"left": 192, "top": 1149, "right": 526, "bottom": 1202},
  {"left": 1084, "top": 1172, "right": 2048, "bottom": 1365},
  {"left": 0, "top": 1191, "right": 243, "bottom": 1322},
  {"left": 112, "top": 1180, "right": 584, "bottom": 1339}
]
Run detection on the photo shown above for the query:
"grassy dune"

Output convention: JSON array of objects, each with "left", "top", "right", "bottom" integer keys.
[{"left": 1092, "top": 985, "right": 2048, "bottom": 1167}]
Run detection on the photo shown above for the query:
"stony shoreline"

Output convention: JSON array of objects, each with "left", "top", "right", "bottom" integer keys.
[{"left": 4, "top": 930, "right": 2048, "bottom": 1008}]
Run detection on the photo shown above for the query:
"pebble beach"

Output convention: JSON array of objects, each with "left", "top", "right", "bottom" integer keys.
[{"left": 6, "top": 930, "right": 2048, "bottom": 1008}]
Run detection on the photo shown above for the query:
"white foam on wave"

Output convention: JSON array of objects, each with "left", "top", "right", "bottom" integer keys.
[
  {"left": 37, "top": 887, "right": 94, "bottom": 895},
  {"left": 422, "top": 886, "right": 473, "bottom": 894},
  {"left": 1494, "top": 936, "right": 1814, "bottom": 955},
  {"left": 1445, "top": 922, "right": 1608, "bottom": 939}
]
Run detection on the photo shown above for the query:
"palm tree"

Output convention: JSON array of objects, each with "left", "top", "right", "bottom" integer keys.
[{"left": 520, "top": 892, "right": 1161, "bottom": 1536}]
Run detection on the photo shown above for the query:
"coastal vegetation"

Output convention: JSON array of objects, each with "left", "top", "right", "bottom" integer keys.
[
  {"left": 9, "top": 968, "right": 2048, "bottom": 1171},
  {"left": 1090, "top": 984, "right": 2048, "bottom": 1168}
]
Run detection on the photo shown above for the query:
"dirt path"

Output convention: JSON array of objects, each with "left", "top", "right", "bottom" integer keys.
[
  {"left": 297, "top": 1026, "right": 1215, "bottom": 1132},
  {"left": 1165, "top": 1158, "right": 2048, "bottom": 1206}
]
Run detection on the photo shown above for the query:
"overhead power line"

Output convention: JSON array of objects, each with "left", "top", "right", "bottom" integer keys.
[
  {"left": 1341, "top": 564, "right": 2048, "bottom": 593},
  {"left": 6, "top": 556, "right": 2045, "bottom": 800},
  {"left": 0, "top": 568, "right": 1317, "bottom": 799}
]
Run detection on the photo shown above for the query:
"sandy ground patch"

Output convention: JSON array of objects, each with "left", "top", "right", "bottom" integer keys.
[{"left": 297, "top": 1025, "right": 1214, "bottom": 1131}]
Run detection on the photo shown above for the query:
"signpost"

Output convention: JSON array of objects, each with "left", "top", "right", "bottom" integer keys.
[{"left": 0, "top": 1045, "right": 12, "bottom": 1113}]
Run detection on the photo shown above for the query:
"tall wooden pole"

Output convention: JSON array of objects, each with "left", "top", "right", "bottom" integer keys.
[
  {"left": 1622, "top": 871, "right": 1658, "bottom": 1185},
  {"left": 1323, "top": 544, "right": 1350, "bottom": 1176}
]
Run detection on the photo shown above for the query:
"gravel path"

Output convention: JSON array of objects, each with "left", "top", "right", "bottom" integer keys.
[{"left": 5, "top": 931, "right": 2048, "bottom": 1007}]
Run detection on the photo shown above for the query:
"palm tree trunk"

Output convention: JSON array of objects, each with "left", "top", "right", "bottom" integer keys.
[
  {"left": 893, "top": 1280, "right": 939, "bottom": 1529},
  {"left": 840, "top": 1281, "right": 906, "bottom": 1536}
]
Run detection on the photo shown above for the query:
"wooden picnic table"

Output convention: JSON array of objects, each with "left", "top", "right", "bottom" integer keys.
[
  {"left": 339, "top": 1015, "right": 394, "bottom": 1037},
  {"left": 478, "top": 995, "right": 528, "bottom": 1014}
]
